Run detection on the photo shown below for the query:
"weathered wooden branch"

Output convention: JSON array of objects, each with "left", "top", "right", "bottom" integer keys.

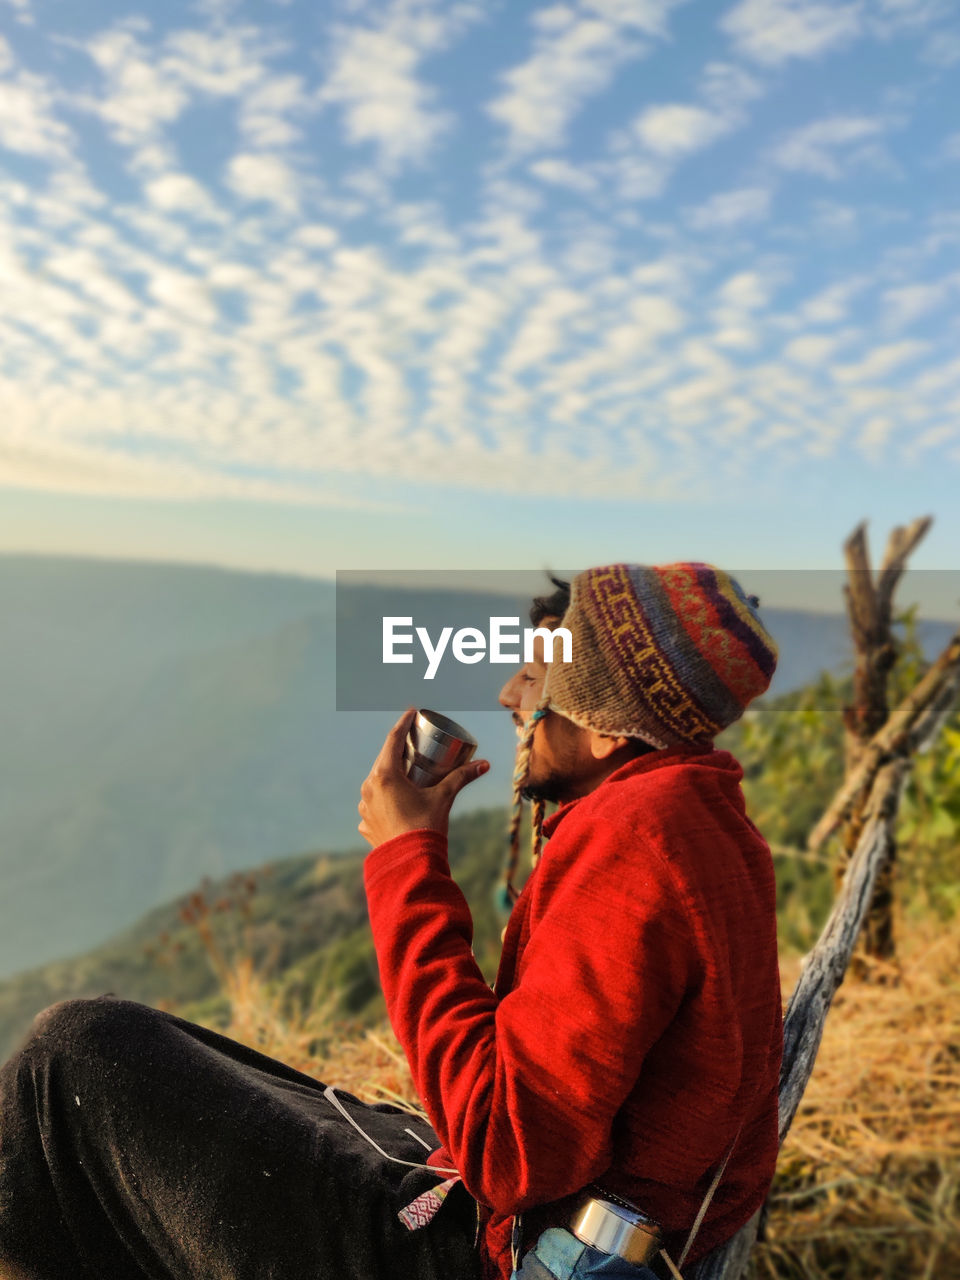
[
  {"left": 687, "top": 1210, "right": 761, "bottom": 1280},
  {"left": 777, "top": 761, "right": 909, "bottom": 1136},
  {"left": 839, "top": 518, "right": 932, "bottom": 966},
  {"left": 809, "top": 627, "right": 960, "bottom": 851},
  {"left": 875, "top": 517, "right": 932, "bottom": 621},
  {"left": 842, "top": 517, "right": 930, "bottom": 654},
  {"left": 842, "top": 523, "right": 877, "bottom": 659},
  {"left": 691, "top": 760, "right": 909, "bottom": 1280},
  {"left": 841, "top": 517, "right": 930, "bottom": 772},
  {"left": 909, "top": 672, "right": 960, "bottom": 753},
  {"left": 691, "top": 624, "right": 960, "bottom": 1280}
]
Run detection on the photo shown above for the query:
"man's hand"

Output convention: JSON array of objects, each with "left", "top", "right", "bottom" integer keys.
[{"left": 358, "top": 708, "right": 490, "bottom": 848}]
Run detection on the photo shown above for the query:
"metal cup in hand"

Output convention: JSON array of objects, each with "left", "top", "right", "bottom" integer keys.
[{"left": 404, "top": 709, "right": 477, "bottom": 788}]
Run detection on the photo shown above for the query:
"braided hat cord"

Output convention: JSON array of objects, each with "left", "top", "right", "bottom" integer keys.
[
  {"left": 502, "top": 697, "right": 550, "bottom": 906},
  {"left": 530, "top": 796, "right": 546, "bottom": 869}
]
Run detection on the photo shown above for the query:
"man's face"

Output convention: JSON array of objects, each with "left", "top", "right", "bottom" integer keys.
[{"left": 497, "top": 618, "right": 600, "bottom": 804}]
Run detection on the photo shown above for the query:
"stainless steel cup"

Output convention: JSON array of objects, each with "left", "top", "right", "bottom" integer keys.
[{"left": 404, "top": 709, "right": 477, "bottom": 788}]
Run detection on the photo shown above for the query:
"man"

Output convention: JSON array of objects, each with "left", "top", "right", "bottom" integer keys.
[
  {"left": 359, "top": 564, "right": 782, "bottom": 1280},
  {"left": 0, "top": 562, "right": 781, "bottom": 1280}
]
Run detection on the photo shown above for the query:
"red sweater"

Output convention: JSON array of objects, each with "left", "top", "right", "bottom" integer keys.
[{"left": 364, "top": 746, "right": 782, "bottom": 1279}]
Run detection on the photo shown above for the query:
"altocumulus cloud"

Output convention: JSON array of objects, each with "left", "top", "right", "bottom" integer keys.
[{"left": 0, "top": 0, "right": 958, "bottom": 506}]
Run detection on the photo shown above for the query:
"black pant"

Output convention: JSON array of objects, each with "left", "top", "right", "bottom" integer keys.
[{"left": 0, "top": 997, "right": 481, "bottom": 1280}]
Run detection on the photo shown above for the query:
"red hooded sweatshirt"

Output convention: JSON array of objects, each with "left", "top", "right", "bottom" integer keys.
[{"left": 364, "top": 746, "right": 783, "bottom": 1279}]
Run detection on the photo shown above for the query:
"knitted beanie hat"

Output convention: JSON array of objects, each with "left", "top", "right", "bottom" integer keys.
[
  {"left": 501, "top": 562, "right": 777, "bottom": 906},
  {"left": 545, "top": 562, "right": 778, "bottom": 748}
]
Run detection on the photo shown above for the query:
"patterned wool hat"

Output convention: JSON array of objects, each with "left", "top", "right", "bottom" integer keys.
[{"left": 501, "top": 563, "right": 778, "bottom": 905}]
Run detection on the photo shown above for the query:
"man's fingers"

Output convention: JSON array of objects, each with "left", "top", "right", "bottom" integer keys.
[
  {"left": 440, "top": 758, "right": 490, "bottom": 800},
  {"left": 374, "top": 707, "right": 417, "bottom": 772}
]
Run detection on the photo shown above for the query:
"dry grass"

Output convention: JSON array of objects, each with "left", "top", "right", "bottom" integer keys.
[
  {"left": 753, "top": 917, "right": 960, "bottom": 1279},
  {"left": 196, "top": 912, "right": 960, "bottom": 1279}
]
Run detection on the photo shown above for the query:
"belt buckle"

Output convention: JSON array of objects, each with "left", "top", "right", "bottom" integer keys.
[{"left": 570, "top": 1195, "right": 662, "bottom": 1267}]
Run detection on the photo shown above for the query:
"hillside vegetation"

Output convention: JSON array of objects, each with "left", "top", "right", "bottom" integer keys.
[{"left": 0, "top": 807, "right": 512, "bottom": 1058}]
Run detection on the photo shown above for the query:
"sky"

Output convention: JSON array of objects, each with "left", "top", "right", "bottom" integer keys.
[{"left": 0, "top": 0, "right": 959, "bottom": 600}]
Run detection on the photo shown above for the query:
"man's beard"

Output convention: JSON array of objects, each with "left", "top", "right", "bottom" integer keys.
[
  {"left": 521, "top": 775, "right": 569, "bottom": 805},
  {"left": 516, "top": 710, "right": 580, "bottom": 805}
]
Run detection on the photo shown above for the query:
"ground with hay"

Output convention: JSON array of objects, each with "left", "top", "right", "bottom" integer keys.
[{"left": 200, "top": 908, "right": 959, "bottom": 1280}]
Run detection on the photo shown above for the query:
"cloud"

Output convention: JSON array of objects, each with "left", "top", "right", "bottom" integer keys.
[
  {"left": 832, "top": 340, "right": 927, "bottom": 383},
  {"left": 76, "top": 22, "right": 282, "bottom": 159},
  {"left": 707, "top": 268, "right": 779, "bottom": 349},
  {"left": 43, "top": 246, "right": 140, "bottom": 315},
  {"left": 319, "top": 1, "right": 484, "bottom": 170},
  {"left": 606, "top": 155, "right": 667, "bottom": 200},
  {"left": 500, "top": 287, "right": 589, "bottom": 376},
  {"left": 871, "top": 0, "right": 957, "bottom": 43},
  {"left": 912, "top": 355, "right": 960, "bottom": 397},
  {"left": 225, "top": 152, "right": 300, "bottom": 213},
  {"left": 772, "top": 114, "right": 886, "bottom": 178},
  {"left": 1, "top": 0, "right": 32, "bottom": 25},
  {"left": 809, "top": 199, "right": 858, "bottom": 233},
  {"left": 716, "top": 270, "right": 774, "bottom": 310},
  {"left": 146, "top": 267, "right": 220, "bottom": 327},
  {"left": 883, "top": 280, "right": 956, "bottom": 327},
  {"left": 162, "top": 27, "right": 267, "bottom": 96},
  {"left": 607, "top": 60, "right": 761, "bottom": 199},
  {"left": 783, "top": 333, "right": 845, "bottom": 365},
  {"left": 529, "top": 157, "right": 598, "bottom": 192},
  {"left": 721, "top": 0, "right": 862, "bottom": 66},
  {"left": 145, "top": 173, "right": 223, "bottom": 221},
  {"left": 0, "top": 73, "right": 74, "bottom": 159},
  {"left": 922, "top": 211, "right": 960, "bottom": 257},
  {"left": 486, "top": 0, "right": 681, "bottom": 156},
  {"left": 239, "top": 73, "right": 308, "bottom": 148},
  {"left": 631, "top": 103, "right": 732, "bottom": 156},
  {"left": 685, "top": 186, "right": 772, "bottom": 229},
  {"left": 856, "top": 413, "right": 895, "bottom": 460},
  {"left": 0, "top": 427, "right": 390, "bottom": 508},
  {"left": 321, "top": 29, "right": 448, "bottom": 166},
  {"left": 905, "top": 423, "right": 956, "bottom": 458},
  {"left": 2, "top": 0, "right": 959, "bottom": 507},
  {"left": 84, "top": 29, "right": 190, "bottom": 144},
  {"left": 923, "top": 28, "right": 960, "bottom": 65},
  {"left": 295, "top": 224, "right": 340, "bottom": 250},
  {"left": 699, "top": 59, "right": 764, "bottom": 111},
  {"left": 792, "top": 277, "right": 868, "bottom": 325},
  {"left": 581, "top": 0, "right": 678, "bottom": 20}
]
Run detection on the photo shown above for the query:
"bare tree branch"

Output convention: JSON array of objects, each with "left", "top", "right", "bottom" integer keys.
[
  {"left": 875, "top": 517, "right": 932, "bottom": 623},
  {"left": 809, "top": 628, "right": 960, "bottom": 851},
  {"left": 842, "top": 522, "right": 876, "bottom": 657}
]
